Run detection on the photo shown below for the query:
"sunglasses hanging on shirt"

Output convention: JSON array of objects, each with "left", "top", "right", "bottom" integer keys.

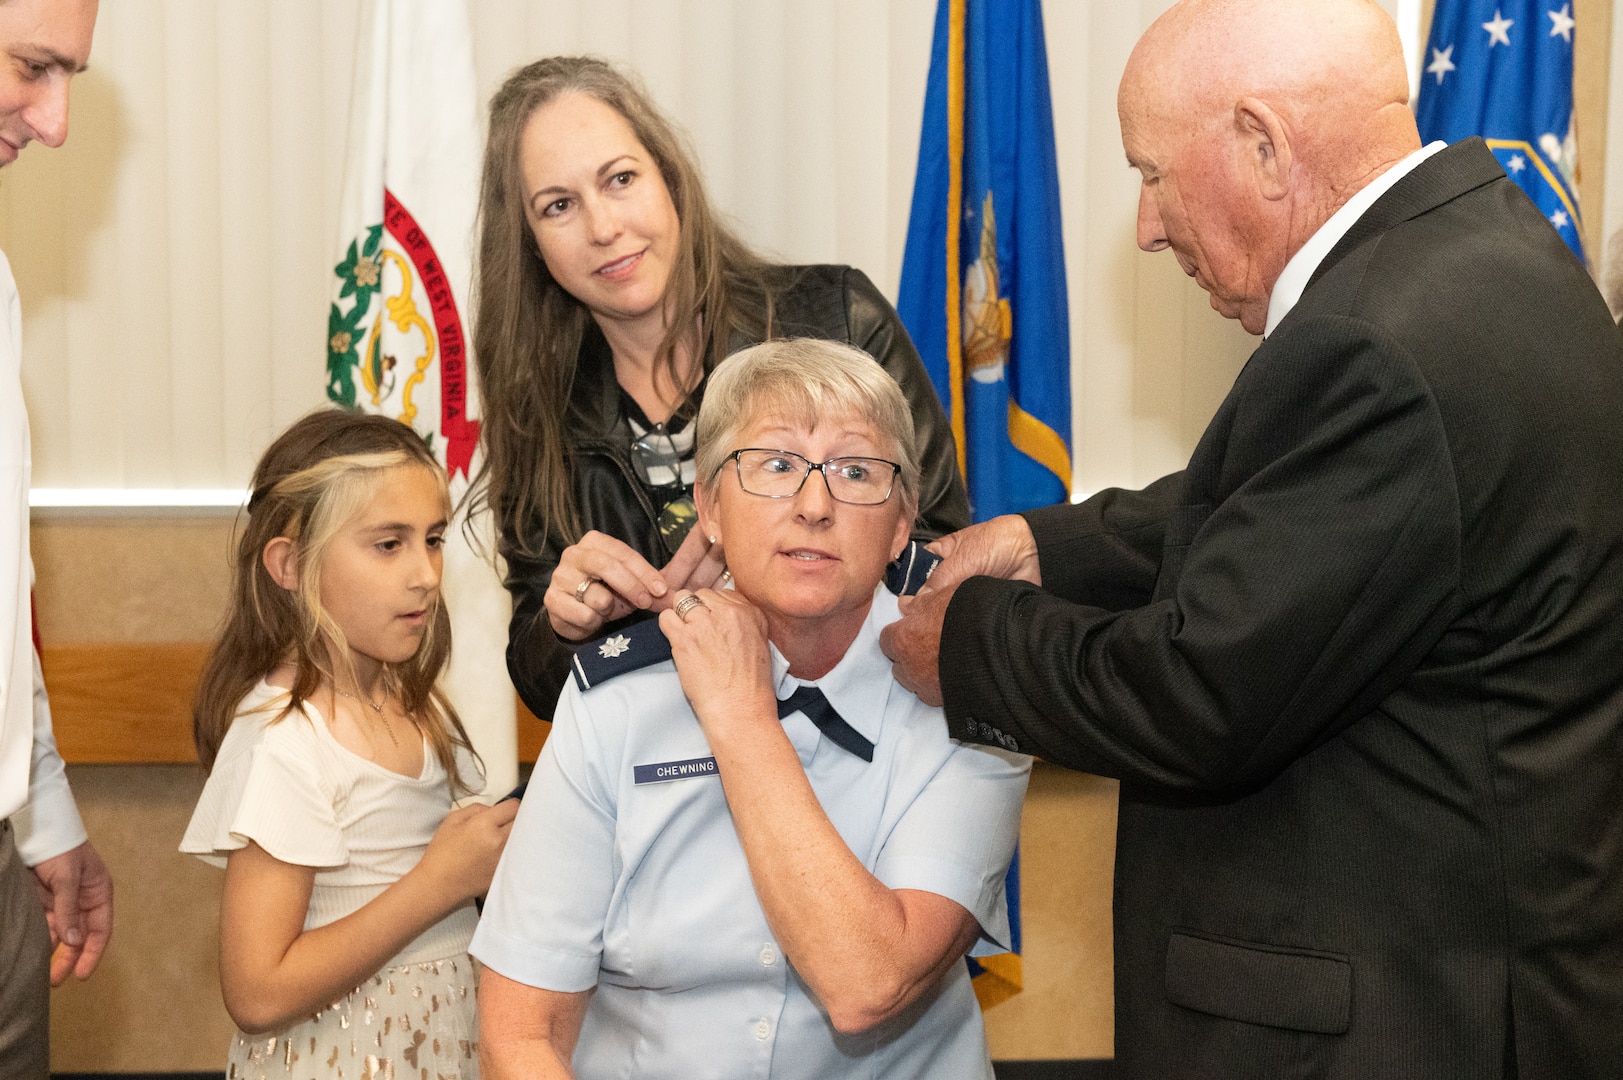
[{"left": 628, "top": 420, "right": 698, "bottom": 557}]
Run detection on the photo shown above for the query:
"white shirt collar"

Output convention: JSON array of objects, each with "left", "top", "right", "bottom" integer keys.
[
  {"left": 769, "top": 584, "right": 897, "bottom": 749},
  {"left": 1264, "top": 141, "right": 1447, "bottom": 338}
]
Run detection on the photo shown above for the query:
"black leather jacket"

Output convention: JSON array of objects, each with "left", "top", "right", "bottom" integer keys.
[{"left": 501, "top": 263, "right": 971, "bottom": 719}]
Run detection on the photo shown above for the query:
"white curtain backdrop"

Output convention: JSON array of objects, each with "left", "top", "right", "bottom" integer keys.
[{"left": 2, "top": 0, "right": 1409, "bottom": 503}]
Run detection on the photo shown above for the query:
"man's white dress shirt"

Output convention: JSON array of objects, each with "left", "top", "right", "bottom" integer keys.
[
  {"left": 1265, "top": 142, "right": 1449, "bottom": 338},
  {"left": 0, "top": 248, "right": 86, "bottom": 863}
]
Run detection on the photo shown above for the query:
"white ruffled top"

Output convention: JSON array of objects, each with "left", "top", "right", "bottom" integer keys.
[{"left": 180, "top": 680, "right": 480, "bottom": 967}]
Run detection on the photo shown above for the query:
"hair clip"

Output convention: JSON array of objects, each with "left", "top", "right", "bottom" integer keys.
[{"left": 246, "top": 483, "right": 274, "bottom": 513}]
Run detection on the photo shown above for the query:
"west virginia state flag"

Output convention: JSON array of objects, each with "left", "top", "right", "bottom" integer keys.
[
  {"left": 897, "top": 0, "right": 1072, "bottom": 1010},
  {"left": 1416, "top": 1, "right": 1585, "bottom": 260},
  {"left": 328, "top": 0, "right": 517, "bottom": 795}
]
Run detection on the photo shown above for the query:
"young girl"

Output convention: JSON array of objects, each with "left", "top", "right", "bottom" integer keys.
[{"left": 181, "top": 410, "right": 516, "bottom": 1079}]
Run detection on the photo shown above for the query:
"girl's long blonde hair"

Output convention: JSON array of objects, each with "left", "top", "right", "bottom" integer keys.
[{"left": 193, "top": 410, "right": 479, "bottom": 795}]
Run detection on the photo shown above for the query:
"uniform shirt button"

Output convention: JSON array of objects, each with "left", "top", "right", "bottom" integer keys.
[
  {"left": 759, "top": 944, "right": 777, "bottom": 966},
  {"left": 754, "top": 1019, "right": 771, "bottom": 1041}
]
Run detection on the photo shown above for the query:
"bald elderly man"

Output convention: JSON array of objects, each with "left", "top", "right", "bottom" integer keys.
[{"left": 884, "top": 1, "right": 1623, "bottom": 1076}]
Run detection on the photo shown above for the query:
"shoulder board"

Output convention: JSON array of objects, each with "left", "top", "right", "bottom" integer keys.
[
  {"left": 571, "top": 616, "right": 673, "bottom": 692},
  {"left": 573, "top": 546, "right": 934, "bottom": 691},
  {"left": 885, "top": 540, "right": 943, "bottom": 597}
]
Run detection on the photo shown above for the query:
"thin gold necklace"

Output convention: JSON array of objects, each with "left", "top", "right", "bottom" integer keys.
[{"left": 334, "top": 686, "right": 400, "bottom": 747}]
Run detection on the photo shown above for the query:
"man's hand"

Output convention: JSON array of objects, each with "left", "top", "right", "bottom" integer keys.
[
  {"left": 916, "top": 514, "right": 1041, "bottom": 594},
  {"left": 881, "top": 516, "right": 1041, "bottom": 706},
  {"left": 881, "top": 582, "right": 953, "bottom": 706},
  {"left": 30, "top": 839, "right": 113, "bottom": 985}
]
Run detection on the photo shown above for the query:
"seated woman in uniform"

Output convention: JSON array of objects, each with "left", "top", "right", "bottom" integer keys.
[{"left": 472, "top": 338, "right": 1029, "bottom": 1080}]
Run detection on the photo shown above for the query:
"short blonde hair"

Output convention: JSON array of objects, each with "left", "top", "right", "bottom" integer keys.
[{"left": 695, "top": 338, "right": 921, "bottom": 513}]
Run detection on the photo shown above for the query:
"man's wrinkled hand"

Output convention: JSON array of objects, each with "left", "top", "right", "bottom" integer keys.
[
  {"left": 881, "top": 582, "right": 956, "bottom": 707},
  {"left": 916, "top": 515, "right": 1041, "bottom": 599},
  {"left": 31, "top": 840, "right": 113, "bottom": 985},
  {"left": 881, "top": 516, "right": 1040, "bottom": 707}
]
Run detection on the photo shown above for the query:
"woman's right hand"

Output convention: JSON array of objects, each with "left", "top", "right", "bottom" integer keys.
[
  {"left": 546, "top": 528, "right": 727, "bottom": 642},
  {"left": 418, "top": 800, "right": 520, "bottom": 904},
  {"left": 546, "top": 531, "right": 670, "bottom": 641}
]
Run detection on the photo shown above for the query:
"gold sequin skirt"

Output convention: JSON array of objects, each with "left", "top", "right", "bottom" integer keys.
[{"left": 226, "top": 953, "right": 479, "bottom": 1080}]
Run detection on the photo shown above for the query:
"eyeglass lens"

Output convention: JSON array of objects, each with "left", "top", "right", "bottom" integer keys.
[
  {"left": 733, "top": 450, "right": 896, "bottom": 505},
  {"left": 630, "top": 428, "right": 685, "bottom": 487},
  {"left": 657, "top": 495, "right": 697, "bottom": 555}
]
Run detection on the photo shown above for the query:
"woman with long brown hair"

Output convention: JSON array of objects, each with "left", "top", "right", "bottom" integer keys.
[{"left": 469, "top": 56, "right": 968, "bottom": 719}]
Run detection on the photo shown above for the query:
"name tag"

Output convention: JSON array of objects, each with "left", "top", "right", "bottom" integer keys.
[{"left": 633, "top": 756, "right": 719, "bottom": 785}]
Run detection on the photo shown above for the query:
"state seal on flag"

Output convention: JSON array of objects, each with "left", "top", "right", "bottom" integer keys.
[
  {"left": 325, "top": 192, "right": 480, "bottom": 479},
  {"left": 327, "top": 222, "right": 386, "bottom": 413}
]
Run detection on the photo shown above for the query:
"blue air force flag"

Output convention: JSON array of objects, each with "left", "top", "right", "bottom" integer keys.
[
  {"left": 897, "top": 0, "right": 1072, "bottom": 526},
  {"left": 896, "top": 0, "right": 1071, "bottom": 1010},
  {"left": 1416, "top": 2, "right": 1585, "bottom": 260}
]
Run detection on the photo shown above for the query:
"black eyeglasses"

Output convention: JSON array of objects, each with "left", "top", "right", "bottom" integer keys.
[
  {"left": 631, "top": 426, "right": 697, "bottom": 556},
  {"left": 722, "top": 448, "right": 900, "bottom": 506}
]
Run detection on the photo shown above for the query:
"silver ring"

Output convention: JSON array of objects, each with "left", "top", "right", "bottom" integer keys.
[
  {"left": 673, "top": 593, "right": 706, "bottom": 622},
  {"left": 718, "top": 569, "right": 732, "bottom": 588},
  {"left": 573, "top": 576, "right": 597, "bottom": 604}
]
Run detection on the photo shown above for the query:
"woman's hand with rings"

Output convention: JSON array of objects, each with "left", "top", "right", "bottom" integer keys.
[
  {"left": 660, "top": 588, "right": 774, "bottom": 733},
  {"left": 673, "top": 592, "right": 707, "bottom": 622},
  {"left": 546, "top": 529, "right": 732, "bottom": 643},
  {"left": 545, "top": 531, "right": 671, "bottom": 642}
]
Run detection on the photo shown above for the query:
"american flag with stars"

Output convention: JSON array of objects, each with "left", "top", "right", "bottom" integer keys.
[{"left": 1416, "top": 1, "right": 1585, "bottom": 262}]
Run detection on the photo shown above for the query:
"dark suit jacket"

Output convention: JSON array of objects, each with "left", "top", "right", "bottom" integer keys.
[{"left": 942, "top": 139, "right": 1623, "bottom": 1078}]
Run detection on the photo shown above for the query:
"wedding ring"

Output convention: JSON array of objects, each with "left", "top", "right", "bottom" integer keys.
[
  {"left": 718, "top": 569, "right": 732, "bottom": 588},
  {"left": 573, "top": 576, "right": 597, "bottom": 603},
  {"left": 674, "top": 593, "right": 706, "bottom": 622}
]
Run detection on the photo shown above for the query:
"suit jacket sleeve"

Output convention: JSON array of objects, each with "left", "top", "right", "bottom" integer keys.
[
  {"left": 1021, "top": 471, "right": 1183, "bottom": 613},
  {"left": 941, "top": 315, "right": 1462, "bottom": 797},
  {"left": 840, "top": 267, "right": 971, "bottom": 540}
]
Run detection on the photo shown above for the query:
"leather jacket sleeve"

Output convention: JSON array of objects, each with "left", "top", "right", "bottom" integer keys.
[
  {"left": 502, "top": 528, "right": 580, "bottom": 724},
  {"left": 502, "top": 468, "right": 665, "bottom": 723},
  {"left": 839, "top": 267, "right": 971, "bottom": 540}
]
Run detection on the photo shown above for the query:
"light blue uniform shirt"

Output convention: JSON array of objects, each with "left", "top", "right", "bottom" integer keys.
[{"left": 472, "top": 585, "right": 1030, "bottom": 1079}]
